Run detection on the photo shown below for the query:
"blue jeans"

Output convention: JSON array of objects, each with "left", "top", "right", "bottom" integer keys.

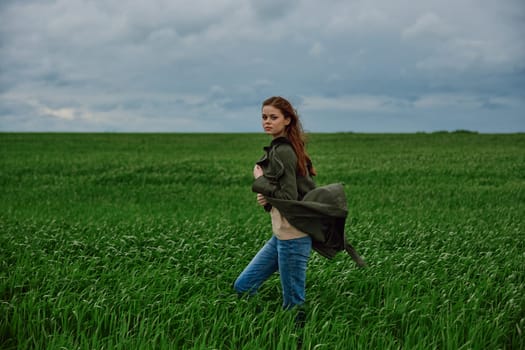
[{"left": 234, "top": 235, "right": 312, "bottom": 309}]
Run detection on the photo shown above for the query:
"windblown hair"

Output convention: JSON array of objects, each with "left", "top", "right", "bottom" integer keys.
[{"left": 262, "top": 96, "right": 317, "bottom": 177}]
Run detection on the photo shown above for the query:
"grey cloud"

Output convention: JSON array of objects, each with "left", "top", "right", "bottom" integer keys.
[
  {"left": 249, "top": 0, "right": 300, "bottom": 20},
  {"left": 0, "top": 0, "right": 524, "bottom": 132}
]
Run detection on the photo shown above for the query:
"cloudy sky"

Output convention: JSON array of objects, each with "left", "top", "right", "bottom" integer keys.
[{"left": 1, "top": 0, "right": 524, "bottom": 133}]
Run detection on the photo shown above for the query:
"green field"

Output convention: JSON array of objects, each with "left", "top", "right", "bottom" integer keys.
[{"left": 1, "top": 132, "right": 524, "bottom": 349}]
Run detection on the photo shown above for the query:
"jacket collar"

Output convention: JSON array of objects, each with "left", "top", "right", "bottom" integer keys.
[
  {"left": 263, "top": 136, "right": 291, "bottom": 152},
  {"left": 270, "top": 136, "right": 291, "bottom": 147}
]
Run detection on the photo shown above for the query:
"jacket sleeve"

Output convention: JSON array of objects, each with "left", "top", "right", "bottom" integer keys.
[{"left": 252, "top": 145, "right": 299, "bottom": 200}]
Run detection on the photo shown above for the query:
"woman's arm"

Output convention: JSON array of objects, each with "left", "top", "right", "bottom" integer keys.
[{"left": 252, "top": 145, "right": 299, "bottom": 200}]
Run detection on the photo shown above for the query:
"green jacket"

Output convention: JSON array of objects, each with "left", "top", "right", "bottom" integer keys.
[
  {"left": 252, "top": 137, "right": 316, "bottom": 201},
  {"left": 252, "top": 137, "right": 366, "bottom": 266}
]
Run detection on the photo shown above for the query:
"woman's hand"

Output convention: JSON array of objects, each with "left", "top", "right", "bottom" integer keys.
[
  {"left": 253, "top": 164, "right": 264, "bottom": 179},
  {"left": 256, "top": 193, "right": 268, "bottom": 206}
]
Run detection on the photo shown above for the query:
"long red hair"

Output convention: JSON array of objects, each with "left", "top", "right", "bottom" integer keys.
[{"left": 262, "top": 96, "right": 317, "bottom": 177}]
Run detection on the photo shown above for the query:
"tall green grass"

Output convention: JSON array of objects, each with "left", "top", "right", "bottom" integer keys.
[{"left": 1, "top": 132, "right": 524, "bottom": 349}]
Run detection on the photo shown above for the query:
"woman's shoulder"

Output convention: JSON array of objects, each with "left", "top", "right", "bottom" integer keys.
[{"left": 273, "top": 142, "right": 297, "bottom": 162}]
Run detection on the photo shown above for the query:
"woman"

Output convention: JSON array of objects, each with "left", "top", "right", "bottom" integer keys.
[{"left": 233, "top": 96, "right": 316, "bottom": 310}]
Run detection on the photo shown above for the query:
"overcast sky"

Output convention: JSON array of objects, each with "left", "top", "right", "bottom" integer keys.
[{"left": 1, "top": 0, "right": 524, "bottom": 133}]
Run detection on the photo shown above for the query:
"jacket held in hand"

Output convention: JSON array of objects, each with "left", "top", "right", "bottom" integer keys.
[{"left": 252, "top": 137, "right": 366, "bottom": 266}]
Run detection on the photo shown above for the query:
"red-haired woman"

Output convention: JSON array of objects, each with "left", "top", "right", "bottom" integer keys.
[{"left": 234, "top": 96, "right": 317, "bottom": 310}]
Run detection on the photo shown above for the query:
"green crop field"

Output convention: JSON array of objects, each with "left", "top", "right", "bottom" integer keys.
[{"left": 1, "top": 132, "right": 524, "bottom": 349}]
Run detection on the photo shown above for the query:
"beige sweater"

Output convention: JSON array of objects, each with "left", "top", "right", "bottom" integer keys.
[{"left": 270, "top": 207, "right": 308, "bottom": 240}]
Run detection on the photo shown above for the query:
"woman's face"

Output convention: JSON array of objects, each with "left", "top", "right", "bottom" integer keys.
[{"left": 261, "top": 105, "right": 291, "bottom": 138}]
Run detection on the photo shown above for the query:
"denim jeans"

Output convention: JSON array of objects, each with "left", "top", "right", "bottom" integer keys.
[{"left": 234, "top": 235, "right": 312, "bottom": 309}]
